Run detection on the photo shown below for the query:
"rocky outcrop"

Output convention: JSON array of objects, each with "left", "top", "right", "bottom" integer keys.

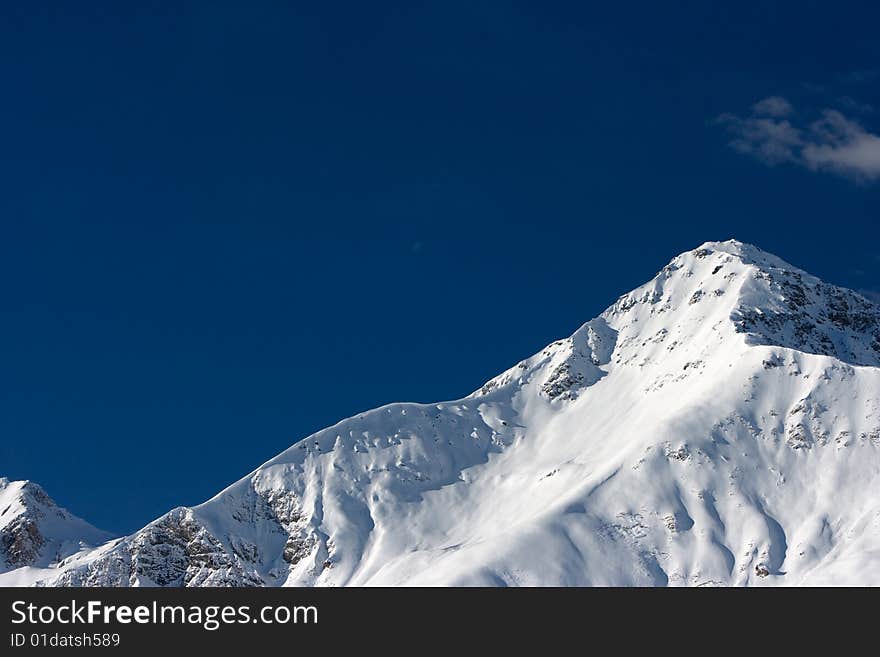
[
  {"left": 541, "top": 319, "right": 617, "bottom": 401},
  {"left": 1, "top": 515, "right": 44, "bottom": 568},
  {"left": 732, "top": 263, "right": 880, "bottom": 366},
  {"left": 56, "top": 508, "right": 264, "bottom": 587}
]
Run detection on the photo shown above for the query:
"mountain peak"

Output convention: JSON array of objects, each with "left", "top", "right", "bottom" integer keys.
[
  {"left": 603, "top": 240, "right": 880, "bottom": 368},
  {"left": 672, "top": 239, "right": 804, "bottom": 275},
  {"left": 7, "top": 239, "right": 880, "bottom": 588}
]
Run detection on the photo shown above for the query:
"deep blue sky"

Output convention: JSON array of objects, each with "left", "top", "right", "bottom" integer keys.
[{"left": 2, "top": 2, "right": 878, "bottom": 533}]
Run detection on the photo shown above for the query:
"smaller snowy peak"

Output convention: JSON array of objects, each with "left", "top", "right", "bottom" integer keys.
[
  {"left": 0, "top": 479, "right": 112, "bottom": 572},
  {"left": 1, "top": 479, "right": 57, "bottom": 529}
]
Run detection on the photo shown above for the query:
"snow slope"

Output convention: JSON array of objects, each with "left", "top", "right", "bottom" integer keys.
[{"left": 7, "top": 239, "right": 880, "bottom": 586}]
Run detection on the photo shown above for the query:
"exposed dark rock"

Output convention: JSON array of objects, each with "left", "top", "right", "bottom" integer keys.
[{"left": 1, "top": 516, "right": 44, "bottom": 568}]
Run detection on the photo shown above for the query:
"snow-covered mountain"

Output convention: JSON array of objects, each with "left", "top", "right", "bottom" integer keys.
[
  {"left": 6, "top": 239, "right": 880, "bottom": 586},
  {"left": 0, "top": 478, "right": 112, "bottom": 586}
]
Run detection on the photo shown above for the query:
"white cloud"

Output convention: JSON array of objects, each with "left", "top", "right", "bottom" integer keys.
[
  {"left": 716, "top": 113, "right": 802, "bottom": 165},
  {"left": 802, "top": 110, "right": 880, "bottom": 179},
  {"left": 752, "top": 96, "right": 793, "bottom": 117},
  {"left": 717, "top": 98, "right": 880, "bottom": 181}
]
